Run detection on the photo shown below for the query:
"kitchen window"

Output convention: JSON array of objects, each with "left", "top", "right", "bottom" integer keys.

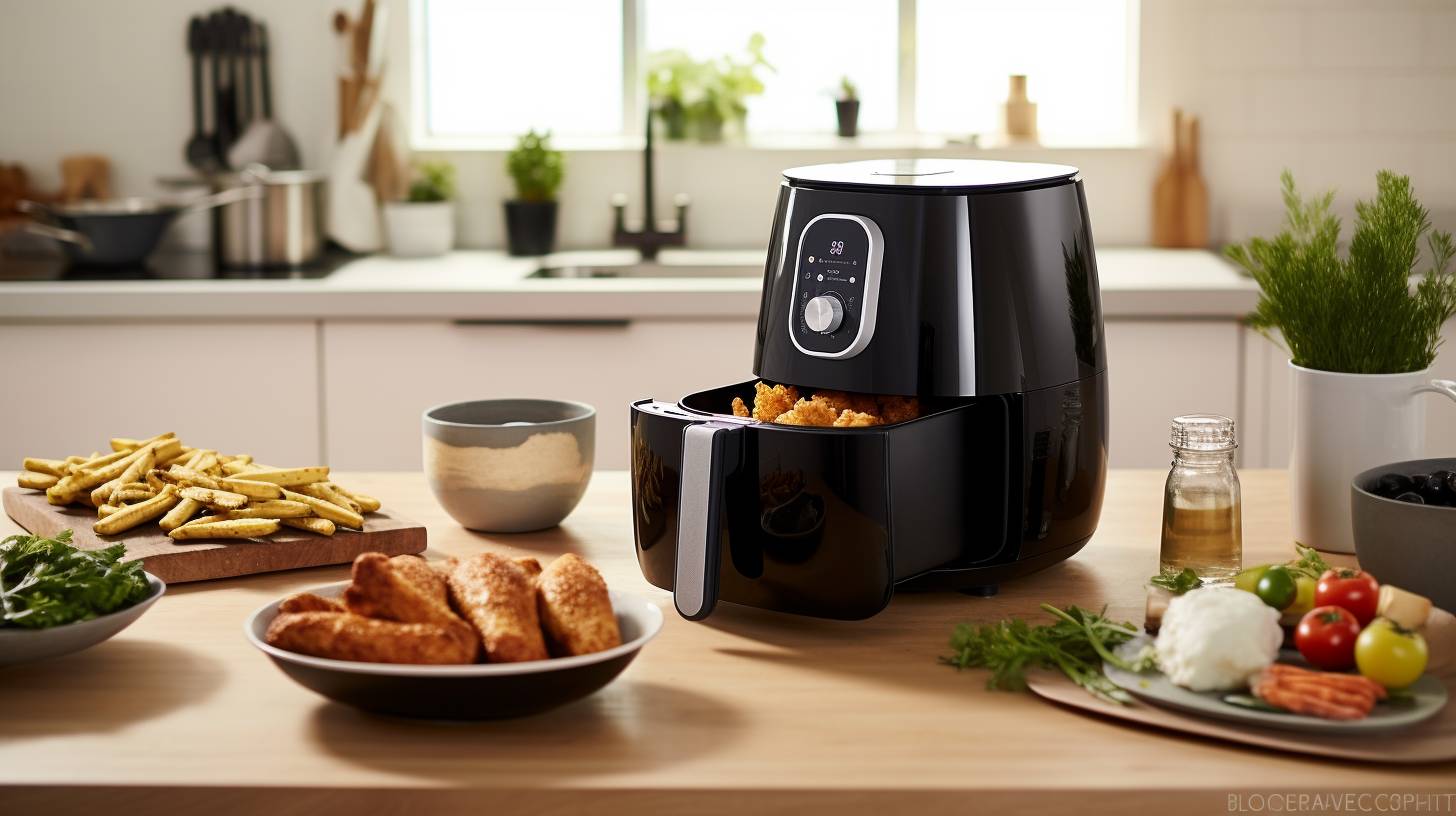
[{"left": 415, "top": 0, "right": 1138, "bottom": 147}]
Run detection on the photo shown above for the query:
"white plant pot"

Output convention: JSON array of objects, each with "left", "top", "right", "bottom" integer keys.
[
  {"left": 1289, "top": 362, "right": 1456, "bottom": 553},
  {"left": 382, "top": 201, "right": 455, "bottom": 257}
]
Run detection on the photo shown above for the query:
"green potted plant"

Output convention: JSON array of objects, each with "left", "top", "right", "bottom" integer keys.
[
  {"left": 835, "top": 75, "right": 859, "bottom": 138},
  {"left": 693, "top": 33, "right": 770, "bottom": 142},
  {"left": 382, "top": 159, "right": 457, "bottom": 257},
  {"left": 1227, "top": 170, "right": 1456, "bottom": 553},
  {"left": 504, "top": 129, "right": 564, "bottom": 256},
  {"left": 646, "top": 50, "right": 703, "bottom": 141}
]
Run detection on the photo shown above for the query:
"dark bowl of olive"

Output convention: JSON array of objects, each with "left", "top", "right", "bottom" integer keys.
[{"left": 1351, "top": 458, "right": 1456, "bottom": 613}]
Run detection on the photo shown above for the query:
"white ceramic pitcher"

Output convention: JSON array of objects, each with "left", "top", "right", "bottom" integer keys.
[{"left": 1290, "top": 362, "right": 1456, "bottom": 553}]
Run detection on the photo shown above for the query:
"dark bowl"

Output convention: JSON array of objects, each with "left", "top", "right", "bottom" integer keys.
[
  {"left": 245, "top": 581, "right": 663, "bottom": 720},
  {"left": 1351, "top": 457, "right": 1456, "bottom": 614}
]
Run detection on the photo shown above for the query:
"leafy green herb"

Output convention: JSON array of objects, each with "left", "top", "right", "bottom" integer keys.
[
  {"left": 0, "top": 530, "right": 151, "bottom": 629},
  {"left": 942, "top": 604, "right": 1154, "bottom": 705},
  {"left": 1150, "top": 567, "right": 1204, "bottom": 595},
  {"left": 1286, "top": 543, "right": 1332, "bottom": 580},
  {"left": 1227, "top": 170, "right": 1456, "bottom": 374}
]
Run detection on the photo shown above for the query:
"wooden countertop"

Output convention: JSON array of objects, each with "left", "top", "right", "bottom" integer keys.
[{"left": 1, "top": 470, "right": 1449, "bottom": 814}]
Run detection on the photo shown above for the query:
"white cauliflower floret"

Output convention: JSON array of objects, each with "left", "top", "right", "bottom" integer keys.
[{"left": 1155, "top": 586, "right": 1282, "bottom": 692}]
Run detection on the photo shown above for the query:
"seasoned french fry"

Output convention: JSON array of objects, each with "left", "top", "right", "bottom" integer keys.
[
  {"left": 109, "top": 432, "right": 176, "bottom": 453},
  {"left": 189, "top": 451, "right": 219, "bottom": 474},
  {"left": 159, "top": 497, "right": 205, "bottom": 532},
  {"left": 298, "top": 483, "right": 360, "bottom": 514},
  {"left": 282, "top": 488, "right": 363, "bottom": 528},
  {"left": 178, "top": 486, "right": 248, "bottom": 510},
  {"left": 333, "top": 484, "right": 382, "bottom": 513},
  {"left": 169, "top": 518, "right": 280, "bottom": 540},
  {"left": 113, "top": 484, "right": 158, "bottom": 503},
  {"left": 22, "top": 458, "right": 67, "bottom": 477},
  {"left": 221, "top": 460, "right": 257, "bottom": 476},
  {"left": 108, "top": 446, "right": 156, "bottom": 504},
  {"left": 158, "top": 446, "right": 195, "bottom": 469},
  {"left": 217, "top": 477, "right": 283, "bottom": 500},
  {"left": 217, "top": 499, "right": 314, "bottom": 519},
  {"left": 236, "top": 466, "right": 328, "bottom": 487},
  {"left": 281, "top": 517, "right": 336, "bottom": 536},
  {"left": 71, "top": 449, "right": 130, "bottom": 475},
  {"left": 17, "top": 471, "right": 59, "bottom": 490},
  {"left": 98, "top": 504, "right": 120, "bottom": 517},
  {"left": 49, "top": 445, "right": 151, "bottom": 505},
  {"left": 158, "top": 465, "right": 220, "bottom": 490},
  {"left": 94, "top": 485, "right": 179, "bottom": 535}
]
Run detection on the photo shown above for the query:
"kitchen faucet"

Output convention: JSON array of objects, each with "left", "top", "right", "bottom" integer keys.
[{"left": 612, "top": 107, "right": 688, "bottom": 260}]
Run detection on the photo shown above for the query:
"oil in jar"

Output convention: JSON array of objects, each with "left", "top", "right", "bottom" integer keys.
[{"left": 1158, "top": 414, "right": 1242, "bottom": 584}]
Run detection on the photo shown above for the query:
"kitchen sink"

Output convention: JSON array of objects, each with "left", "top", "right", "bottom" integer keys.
[{"left": 529, "top": 263, "right": 761, "bottom": 279}]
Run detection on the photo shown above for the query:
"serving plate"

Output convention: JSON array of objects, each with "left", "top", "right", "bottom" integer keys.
[
  {"left": 246, "top": 580, "right": 663, "bottom": 719},
  {"left": 0, "top": 572, "right": 166, "bottom": 667},
  {"left": 1103, "top": 661, "right": 1448, "bottom": 734}
]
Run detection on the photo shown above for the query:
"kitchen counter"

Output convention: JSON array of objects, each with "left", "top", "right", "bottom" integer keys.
[
  {"left": 0, "top": 469, "right": 1448, "bottom": 814},
  {"left": 0, "top": 247, "right": 1254, "bottom": 321}
]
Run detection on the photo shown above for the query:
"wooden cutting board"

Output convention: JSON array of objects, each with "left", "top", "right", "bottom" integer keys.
[{"left": 2, "top": 486, "right": 426, "bottom": 583}]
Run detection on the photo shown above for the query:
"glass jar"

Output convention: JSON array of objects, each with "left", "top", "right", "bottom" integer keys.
[{"left": 1159, "top": 414, "right": 1242, "bottom": 583}]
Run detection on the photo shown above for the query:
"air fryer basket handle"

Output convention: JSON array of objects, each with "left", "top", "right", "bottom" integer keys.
[{"left": 674, "top": 421, "right": 741, "bottom": 620}]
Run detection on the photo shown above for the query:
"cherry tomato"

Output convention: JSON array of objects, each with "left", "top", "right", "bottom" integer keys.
[
  {"left": 1355, "top": 618, "right": 1429, "bottom": 689},
  {"left": 1255, "top": 565, "right": 1297, "bottom": 610},
  {"left": 1314, "top": 568, "right": 1379, "bottom": 625},
  {"left": 1294, "top": 605, "right": 1361, "bottom": 670}
]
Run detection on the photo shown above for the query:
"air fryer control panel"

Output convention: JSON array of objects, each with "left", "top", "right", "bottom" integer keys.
[{"left": 788, "top": 213, "right": 884, "bottom": 358}]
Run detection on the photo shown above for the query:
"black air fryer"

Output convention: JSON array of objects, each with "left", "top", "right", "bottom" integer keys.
[{"left": 631, "top": 158, "right": 1108, "bottom": 621}]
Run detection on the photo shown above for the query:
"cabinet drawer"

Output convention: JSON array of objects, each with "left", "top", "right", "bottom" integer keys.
[
  {"left": 0, "top": 322, "right": 320, "bottom": 465},
  {"left": 322, "top": 319, "right": 757, "bottom": 470}
]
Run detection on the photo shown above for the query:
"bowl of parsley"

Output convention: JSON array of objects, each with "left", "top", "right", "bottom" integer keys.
[{"left": 0, "top": 529, "right": 165, "bottom": 667}]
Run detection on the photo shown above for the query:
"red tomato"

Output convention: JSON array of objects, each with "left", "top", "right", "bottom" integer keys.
[
  {"left": 1314, "top": 569, "right": 1379, "bottom": 625},
  {"left": 1295, "top": 606, "right": 1362, "bottom": 670}
]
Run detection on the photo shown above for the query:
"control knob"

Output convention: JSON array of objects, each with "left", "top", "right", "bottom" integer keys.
[{"left": 803, "top": 294, "right": 844, "bottom": 333}]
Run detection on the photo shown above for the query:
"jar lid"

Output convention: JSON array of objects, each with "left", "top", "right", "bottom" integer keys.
[{"left": 1169, "top": 414, "right": 1237, "bottom": 451}]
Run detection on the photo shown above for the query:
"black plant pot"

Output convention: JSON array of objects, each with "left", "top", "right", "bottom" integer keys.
[
  {"left": 835, "top": 99, "right": 860, "bottom": 138},
  {"left": 504, "top": 200, "right": 558, "bottom": 256}
]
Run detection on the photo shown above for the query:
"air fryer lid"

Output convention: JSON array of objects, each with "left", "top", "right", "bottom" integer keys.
[{"left": 783, "top": 158, "right": 1078, "bottom": 193}]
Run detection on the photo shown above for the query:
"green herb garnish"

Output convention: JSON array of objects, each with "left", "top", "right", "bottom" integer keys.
[
  {"left": 942, "top": 604, "right": 1154, "bottom": 705},
  {"left": 1150, "top": 567, "right": 1204, "bottom": 595},
  {"left": 1286, "top": 543, "right": 1332, "bottom": 580},
  {"left": 0, "top": 530, "right": 151, "bottom": 629}
]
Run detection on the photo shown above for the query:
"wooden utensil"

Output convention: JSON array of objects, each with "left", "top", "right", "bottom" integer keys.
[
  {"left": 1151, "top": 108, "right": 1184, "bottom": 247},
  {"left": 1180, "top": 115, "right": 1209, "bottom": 249},
  {"left": 2, "top": 486, "right": 425, "bottom": 584}
]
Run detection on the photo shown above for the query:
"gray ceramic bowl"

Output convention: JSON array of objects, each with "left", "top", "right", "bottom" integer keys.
[
  {"left": 423, "top": 398, "right": 595, "bottom": 532},
  {"left": 1351, "top": 457, "right": 1456, "bottom": 614},
  {"left": 0, "top": 572, "right": 165, "bottom": 667}
]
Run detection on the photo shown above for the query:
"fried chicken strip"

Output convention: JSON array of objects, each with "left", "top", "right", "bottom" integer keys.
[
  {"left": 772, "top": 396, "right": 840, "bottom": 427},
  {"left": 344, "top": 552, "right": 462, "bottom": 629},
  {"left": 279, "top": 592, "right": 344, "bottom": 614},
  {"left": 447, "top": 553, "right": 549, "bottom": 663},
  {"left": 730, "top": 397, "right": 750, "bottom": 418},
  {"left": 265, "top": 612, "right": 477, "bottom": 665},
  {"left": 537, "top": 554, "right": 621, "bottom": 657},
  {"left": 833, "top": 409, "right": 883, "bottom": 427}
]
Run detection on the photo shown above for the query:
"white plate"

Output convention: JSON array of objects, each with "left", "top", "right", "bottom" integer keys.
[{"left": 1103, "top": 661, "right": 1448, "bottom": 734}]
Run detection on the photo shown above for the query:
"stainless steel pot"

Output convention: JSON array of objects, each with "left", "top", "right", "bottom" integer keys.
[{"left": 216, "top": 165, "right": 327, "bottom": 268}]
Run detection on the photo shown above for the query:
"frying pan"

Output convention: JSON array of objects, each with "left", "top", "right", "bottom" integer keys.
[{"left": 19, "top": 186, "right": 259, "bottom": 266}]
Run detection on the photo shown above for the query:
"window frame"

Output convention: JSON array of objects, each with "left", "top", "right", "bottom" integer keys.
[{"left": 404, "top": 0, "right": 1140, "bottom": 151}]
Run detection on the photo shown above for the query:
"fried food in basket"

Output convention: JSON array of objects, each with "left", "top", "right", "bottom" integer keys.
[
  {"left": 733, "top": 381, "right": 921, "bottom": 428},
  {"left": 537, "top": 554, "right": 622, "bottom": 657},
  {"left": 446, "top": 553, "right": 550, "bottom": 663},
  {"left": 15, "top": 433, "right": 384, "bottom": 540}
]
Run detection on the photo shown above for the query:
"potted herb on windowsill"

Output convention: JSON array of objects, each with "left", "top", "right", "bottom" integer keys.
[
  {"left": 835, "top": 76, "right": 859, "bottom": 138},
  {"left": 504, "top": 129, "right": 564, "bottom": 256},
  {"left": 646, "top": 50, "right": 700, "bottom": 141},
  {"left": 1227, "top": 170, "right": 1456, "bottom": 553},
  {"left": 382, "top": 159, "right": 457, "bottom": 258},
  {"left": 694, "top": 33, "right": 770, "bottom": 142}
]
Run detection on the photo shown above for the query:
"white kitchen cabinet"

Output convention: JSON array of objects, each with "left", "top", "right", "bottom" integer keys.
[
  {"left": 0, "top": 322, "right": 321, "bottom": 466},
  {"left": 1103, "top": 320, "right": 1244, "bottom": 468},
  {"left": 321, "top": 318, "right": 759, "bottom": 470},
  {"left": 1248, "top": 324, "right": 1456, "bottom": 469}
]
